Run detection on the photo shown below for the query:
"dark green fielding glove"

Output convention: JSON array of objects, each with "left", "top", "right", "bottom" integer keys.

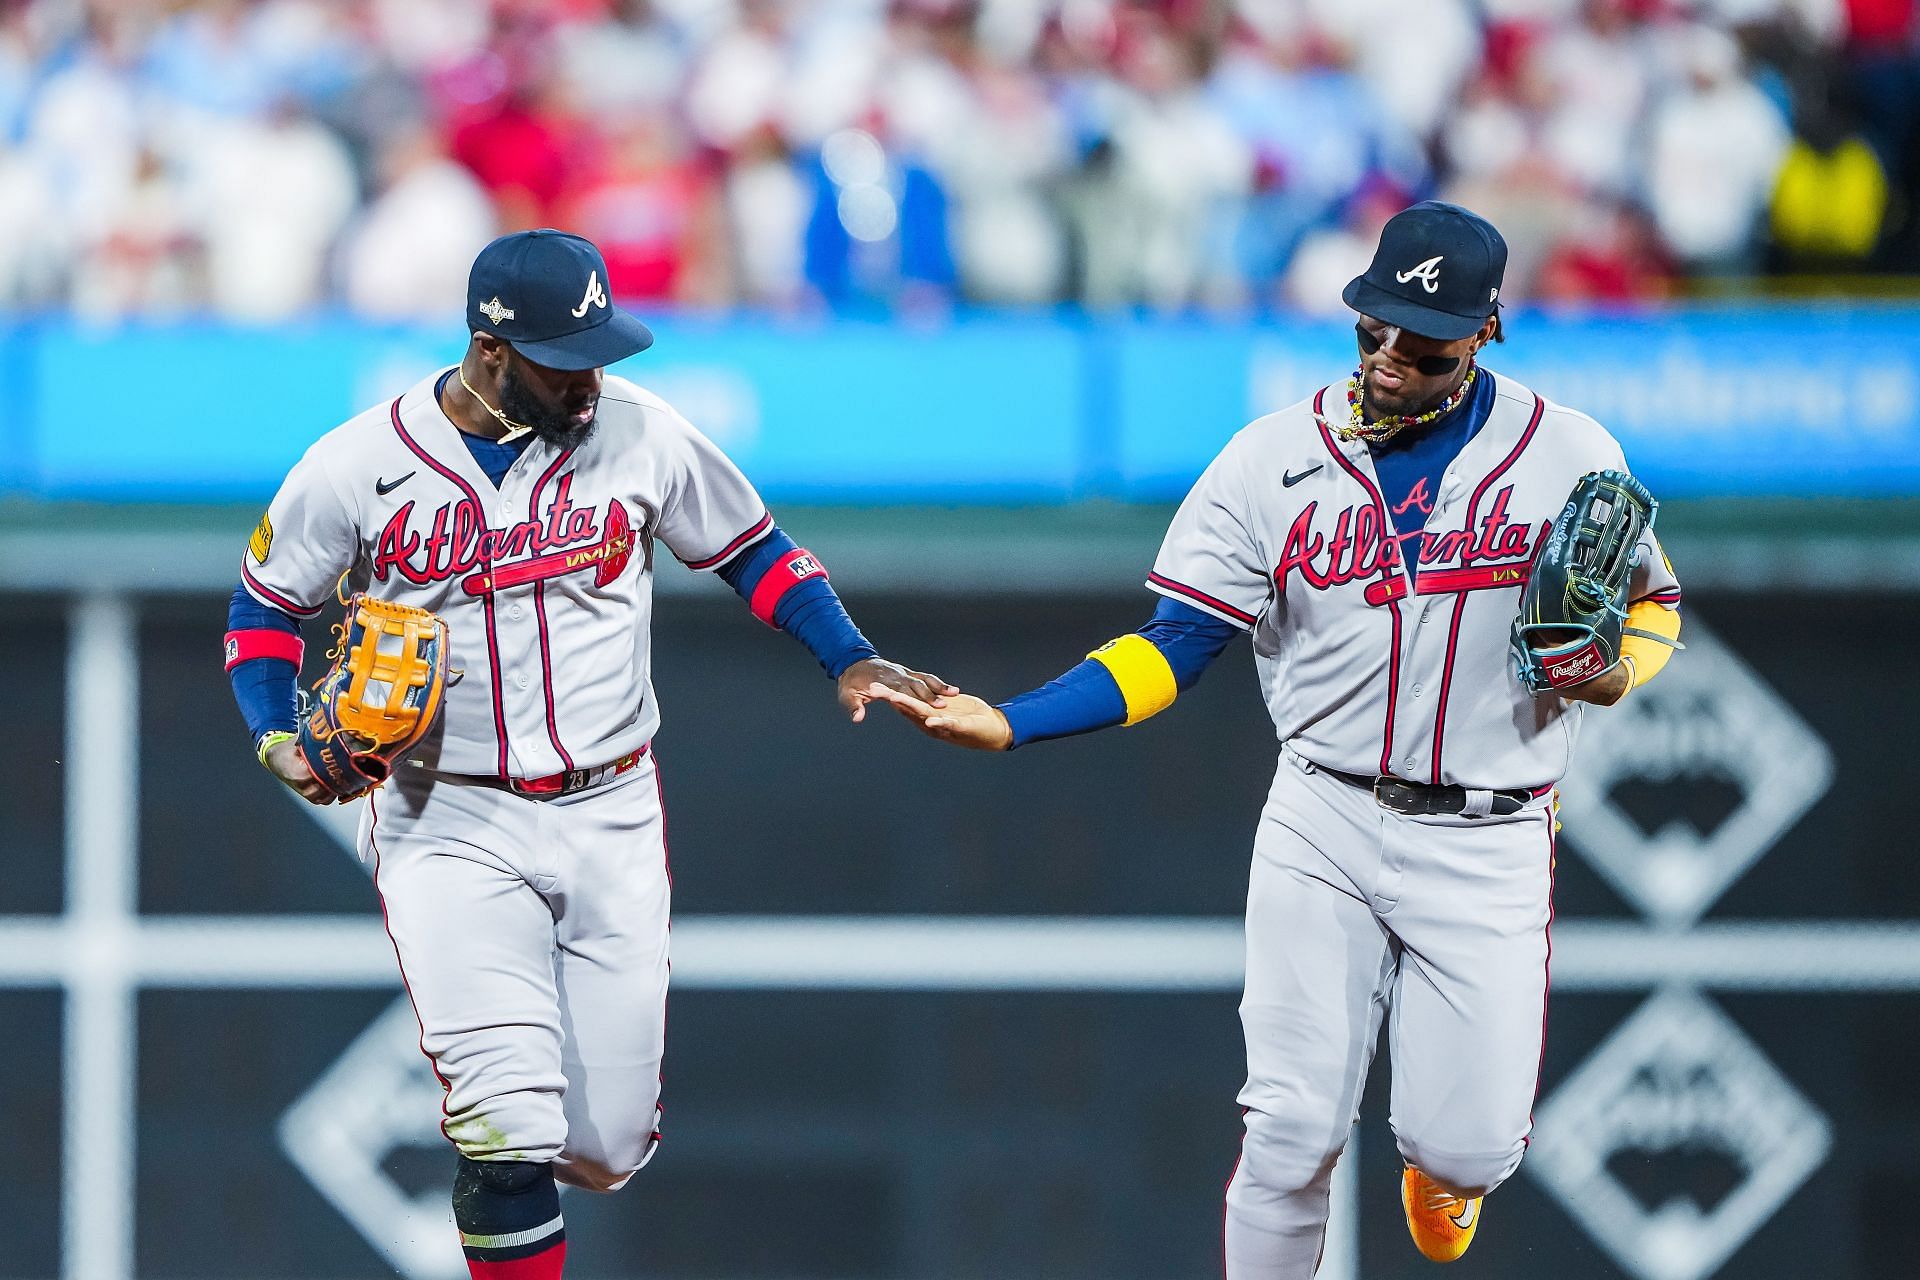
[{"left": 1511, "top": 469, "right": 1656, "bottom": 694}]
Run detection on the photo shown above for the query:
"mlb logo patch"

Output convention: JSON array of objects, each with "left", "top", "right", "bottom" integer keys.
[
  {"left": 788, "top": 554, "right": 821, "bottom": 577},
  {"left": 225, "top": 637, "right": 239, "bottom": 664}
]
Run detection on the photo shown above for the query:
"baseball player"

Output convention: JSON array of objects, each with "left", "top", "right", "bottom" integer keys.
[
  {"left": 868, "top": 203, "right": 1683, "bottom": 1274},
  {"left": 224, "top": 229, "right": 953, "bottom": 1280}
]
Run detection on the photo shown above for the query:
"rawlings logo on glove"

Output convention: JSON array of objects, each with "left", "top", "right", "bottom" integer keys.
[
  {"left": 297, "top": 594, "right": 450, "bottom": 799},
  {"left": 1510, "top": 470, "right": 1656, "bottom": 695}
]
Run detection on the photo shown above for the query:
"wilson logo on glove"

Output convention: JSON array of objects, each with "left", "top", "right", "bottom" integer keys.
[{"left": 298, "top": 594, "right": 451, "bottom": 800}]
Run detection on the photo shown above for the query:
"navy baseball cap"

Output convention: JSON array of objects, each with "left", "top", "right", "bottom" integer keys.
[
  {"left": 466, "top": 229, "right": 654, "bottom": 371},
  {"left": 1342, "top": 201, "right": 1508, "bottom": 341}
]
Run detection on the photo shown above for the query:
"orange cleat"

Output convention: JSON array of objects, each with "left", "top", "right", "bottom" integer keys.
[{"left": 1401, "top": 1165, "right": 1481, "bottom": 1263}]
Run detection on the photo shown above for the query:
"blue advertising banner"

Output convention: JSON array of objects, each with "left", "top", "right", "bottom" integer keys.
[
  {"left": 6, "top": 307, "right": 1917, "bottom": 502},
  {"left": 1109, "top": 308, "right": 1920, "bottom": 500},
  {"left": 19, "top": 316, "right": 1088, "bottom": 502}
]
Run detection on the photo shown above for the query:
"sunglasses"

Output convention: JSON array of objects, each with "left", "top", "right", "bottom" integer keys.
[{"left": 1354, "top": 322, "right": 1463, "bottom": 377}]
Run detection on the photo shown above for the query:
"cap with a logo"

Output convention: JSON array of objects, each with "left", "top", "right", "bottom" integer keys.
[
  {"left": 1342, "top": 201, "right": 1508, "bottom": 341},
  {"left": 466, "top": 229, "right": 654, "bottom": 371}
]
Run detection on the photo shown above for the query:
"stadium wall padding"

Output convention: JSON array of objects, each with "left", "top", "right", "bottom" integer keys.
[{"left": 0, "top": 588, "right": 1911, "bottom": 1280}]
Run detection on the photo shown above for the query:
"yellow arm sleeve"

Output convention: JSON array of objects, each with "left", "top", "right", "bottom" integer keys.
[
  {"left": 1620, "top": 600, "right": 1682, "bottom": 691},
  {"left": 1087, "top": 634, "right": 1179, "bottom": 726}
]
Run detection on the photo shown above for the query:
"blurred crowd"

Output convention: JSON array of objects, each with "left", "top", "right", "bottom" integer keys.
[{"left": 0, "top": 0, "right": 1916, "bottom": 321}]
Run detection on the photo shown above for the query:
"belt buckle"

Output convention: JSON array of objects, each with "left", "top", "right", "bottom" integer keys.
[{"left": 1372, "top": 776, "right": 1413, "bottom": 815}]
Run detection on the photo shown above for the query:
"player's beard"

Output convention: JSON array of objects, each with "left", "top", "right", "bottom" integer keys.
[
  {"left": 1362, "top": 371, "right": 1464, "bottom": 422},
  {"left": 499, "top": 365, "right": 597, "bottom": 449},
  {"left": 1363, "top": 385, "right": 1425, "bottom": 420}
]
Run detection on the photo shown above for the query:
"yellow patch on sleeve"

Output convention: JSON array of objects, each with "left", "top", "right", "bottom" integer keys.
[
  {"left": 248, "top": 512, "right": 274, "bottom": 564},
  {"left": 1087, "top": 633, "right": 1179, "bottom": 726},
  {"left": 1620, "top": 599, "right": 1682, "bottom": 690}
]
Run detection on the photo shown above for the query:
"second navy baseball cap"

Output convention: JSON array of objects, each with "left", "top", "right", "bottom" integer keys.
[
  {"left": 1342, "top": 201, "right": 1508, "bottom": 341},
  {"left": 466, "top": 229, "right": 654, "bottom": 371}
]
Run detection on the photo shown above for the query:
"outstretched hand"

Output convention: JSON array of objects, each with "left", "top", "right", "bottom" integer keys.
[
  {"left": 838, "top": 657, "right": 958, "bottom": 723},
  {"left": 863, "top": 685, "right": 1013, "bottom": 752}
]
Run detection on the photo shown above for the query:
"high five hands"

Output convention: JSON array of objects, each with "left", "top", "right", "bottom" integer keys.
[
  {"left": 861, "top": 682, "right": 1013, "bottom": 751},
  {"left": 837, "top": 657, "right": 960, "bottom": 724}
]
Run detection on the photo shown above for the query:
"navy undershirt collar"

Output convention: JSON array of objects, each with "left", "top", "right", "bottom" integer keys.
[{"left": 436, "top": 368, "right": 532, "bottom": 489}]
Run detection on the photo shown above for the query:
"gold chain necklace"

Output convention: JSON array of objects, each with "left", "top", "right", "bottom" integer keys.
[
  {"left": 1334, "top": 364, "right": 1478, "bottom": 445},
  {"left": 457, "top": 366, "right": 534, "bottom": 443}
]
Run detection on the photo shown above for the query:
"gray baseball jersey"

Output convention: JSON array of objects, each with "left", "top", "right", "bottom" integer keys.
[
  {"left": 241, "top": 368, "right": 771, "bottom": 778},
  {"left": 1148, "top": 371, "right": 1681, "bottom": 789}
]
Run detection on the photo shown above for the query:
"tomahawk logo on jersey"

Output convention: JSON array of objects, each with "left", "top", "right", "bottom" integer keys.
[{"left": 368, "top": 475, "right": 648, "bottom": 591}]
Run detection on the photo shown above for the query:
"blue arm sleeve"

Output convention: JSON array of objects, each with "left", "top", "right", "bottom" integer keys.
[
  {"left": 999, "top": 661, "right": 1128, "bottom": 748},
  {"left": 997, "top": 597, "right": 1238, "bottom": 748},
  {"left": 1137, "top": 597, "right": 1238, "bottom": 687},
  {"left": 227, "top": 585, "right": 302, "bottom": 743},
  {"left": 714, "top": 531, "right": 785, "bottom": 593},
  {"left": 718, "top": 526, "right": 881, "bottom": 679}
]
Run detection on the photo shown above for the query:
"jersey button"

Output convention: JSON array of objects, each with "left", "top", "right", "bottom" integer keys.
[
  {"left": 514, "top": 672, "right": 530, "bottom": 690},
  {"left": 1412, "top": 684, "right": 1424, "bottom": 697},
  {"left": 509, "top": 604, "right": 525, "bottom": 620}
]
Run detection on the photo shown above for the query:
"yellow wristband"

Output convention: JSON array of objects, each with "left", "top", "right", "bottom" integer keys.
[
  {"left": 1087, "top": 634, "right": 1179, "bottom": 726},
  {"left": 256, "top": 730, "right": 297, "bottom": 768}
]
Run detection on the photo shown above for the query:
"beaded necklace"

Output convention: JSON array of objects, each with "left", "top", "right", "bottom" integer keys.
[{"left": 1334, "top": 363, "right": 1479, "bottom": 445}]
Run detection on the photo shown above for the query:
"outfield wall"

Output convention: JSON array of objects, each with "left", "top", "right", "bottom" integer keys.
[{"left": 1, "top": 583, "right": 1912, "bottom": 1280}]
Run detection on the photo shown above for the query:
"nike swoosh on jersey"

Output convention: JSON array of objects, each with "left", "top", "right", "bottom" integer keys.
[
  {"left": 1283, "top": 465, "right": 1324, "bottom": 487},
  {"left": 376, "top": 471, "right": 417, "bottom": 496}
]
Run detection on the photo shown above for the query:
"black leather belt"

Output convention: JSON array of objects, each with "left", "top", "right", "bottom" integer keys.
[{"left": 1316, "top": 764, "right": 1545, "bottom": 818}]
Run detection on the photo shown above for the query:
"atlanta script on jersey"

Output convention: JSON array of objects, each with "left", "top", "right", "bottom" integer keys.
[
  {"left": 242, "top": 370, "right": 771, "bottom": 778},
  {"left": 1148, "top": 371, "right": 1681, "bottom": 790}
]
